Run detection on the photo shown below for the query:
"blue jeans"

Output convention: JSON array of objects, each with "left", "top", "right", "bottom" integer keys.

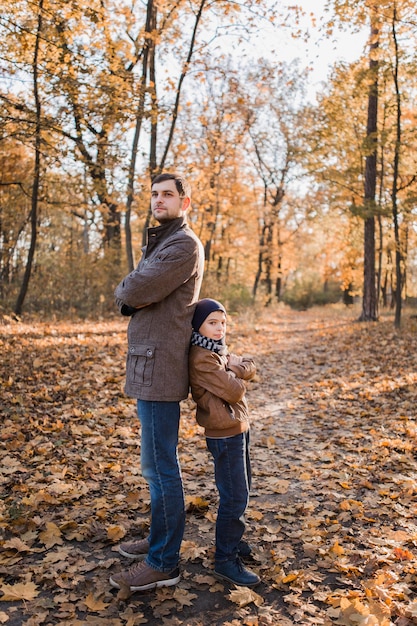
[
  {"left": 206, "top": 431, "right": 251, "bottom": 563},
  {"left": 137, "top": 400, "right": 185, "bottom": 572}
]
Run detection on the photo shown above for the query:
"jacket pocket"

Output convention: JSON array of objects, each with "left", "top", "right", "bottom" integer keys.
[
  {"left": 197, "top": 395, "right": 239, "bottom": 430},
  {"left": 127, "top": 344, "right": 155, "bottom": 387}
]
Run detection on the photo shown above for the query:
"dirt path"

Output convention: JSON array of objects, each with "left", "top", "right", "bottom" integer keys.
[{"left": 1, "top": 307, "right": 416, "bottom": 625}]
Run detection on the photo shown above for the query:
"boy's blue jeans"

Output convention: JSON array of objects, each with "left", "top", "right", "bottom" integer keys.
[
  {"left": 206, "top": 431, "right": 251, "bottom": 563},
  {"left": 137, "top": 400, "right": 185, "bottom": 572}
]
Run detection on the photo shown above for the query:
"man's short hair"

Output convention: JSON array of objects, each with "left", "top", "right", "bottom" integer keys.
[{"left": 151, "top": 173, "right": 191, "bottom": 199}]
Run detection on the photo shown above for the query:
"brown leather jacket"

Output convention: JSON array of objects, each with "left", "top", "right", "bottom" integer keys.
[{"left": 189, "top": 346, "right": 256, "bottom": 438}]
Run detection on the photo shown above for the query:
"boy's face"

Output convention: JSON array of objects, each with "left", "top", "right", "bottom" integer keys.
[
  {"left": 151, "top": 179, "right": 190, "bottom": 223},
  {"left": 199, "top": 311, "right": 227, "bottom": 341}
]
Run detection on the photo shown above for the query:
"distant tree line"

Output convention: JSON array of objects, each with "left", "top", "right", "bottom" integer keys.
[{"left": 1, "top": 0, "right": 416, "bottom": 326}]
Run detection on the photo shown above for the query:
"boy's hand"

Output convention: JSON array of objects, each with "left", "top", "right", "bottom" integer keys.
[
  {"left": 228, "top": 354, "right": 243, "bottom": 368},
  {"left": 227, "top": 354, "right": 244, "bottom": 377},
  {"left": 227, "top": 354, "right": 256, "bottom": 380}
]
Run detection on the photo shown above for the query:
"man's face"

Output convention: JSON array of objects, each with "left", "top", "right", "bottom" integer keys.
[{"left": 151, "top": 180, "right": 190, "bottom": 223}]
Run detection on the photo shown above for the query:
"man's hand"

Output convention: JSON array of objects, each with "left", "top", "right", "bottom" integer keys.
[{"left": 115, "top": 298, "right": 137, "bottom": 316}]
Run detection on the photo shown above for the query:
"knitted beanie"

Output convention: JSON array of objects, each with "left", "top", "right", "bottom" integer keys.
[{"left": 192, "top": 298, "right": 226, "bottom": 331}]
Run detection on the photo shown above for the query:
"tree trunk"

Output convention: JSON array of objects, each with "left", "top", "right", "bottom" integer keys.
[
  {"left": 275, "top": 254, "right": 283, "bottom": 301},
  {"left": 253, "top": 226, "right": 266, "bottom": 298},
  {"left": 125, "top": 0, "right": 156, "bottom": 269},
  {"left": 143, "top": 2, "right": 158, "bottom": 246},
  {"left": 253, "top": 183, "right": 268, "bottom": 298},
  {"left": 264, "top": 223, "right": 273, "bottom": 305},
  {"left": 15, "top": 0, "right": 43, "bottom": 316},
  {"left": 361, "top": 216, "right": 377, "bottom": 321},
  {"left": 142, "top": 0, "right": 208, "bottom": 245},
  {"left": 158, "top": 0, "right": 207, "bottom": 172},
  {"left": 359, "top": 10, "right": 379, "bottom": 322},
  {"left": 391, "top": 6, "right": 402, "bottom": 329}
]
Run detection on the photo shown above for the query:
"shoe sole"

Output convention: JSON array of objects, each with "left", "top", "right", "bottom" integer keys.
[
  {"left": 213, "top": 571, "right": 260, "bottom": 588},
  {"left": 110, "top": 572, "right": 181, "bottom": 591},
  {"left": 118, "top": 546, "right": 148, "bottom": 560}
]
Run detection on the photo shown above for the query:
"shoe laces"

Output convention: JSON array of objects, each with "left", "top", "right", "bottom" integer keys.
[
  {"left": 127, "top": 560, "right": 148, "bottom": 577},
  {"left": 234, "top": 557, "right": 245, "bottom": 572}
]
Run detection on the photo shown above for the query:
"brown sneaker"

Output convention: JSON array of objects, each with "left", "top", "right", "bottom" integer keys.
[
  {"left": 118, "top": 538, "right": 149, "bottom": 559},
  {"left": 110, "top": 560, "right": 180, "bottom": 591}
]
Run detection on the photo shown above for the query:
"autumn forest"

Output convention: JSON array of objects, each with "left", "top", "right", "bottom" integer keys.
[
  {"left": 1, "top": 1, "right": 417, "bottom": 625},
  {"left": 1, "top": 0, "right": 417, "bottom": 323}
]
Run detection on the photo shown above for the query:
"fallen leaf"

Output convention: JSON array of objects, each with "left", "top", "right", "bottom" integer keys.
[
  {"left": 228, "top": 587, "right": 264, "bottom": 608},
  {"left": 405, "top": 600, "right": 417, "bottom": 617},
  {"left": 393, "top": 547, "right": 414, "bottom": 561},
  {"left": 38, "top": 522, "right": 64, "bottom": 549},
  {"left": 282, "top": 571, "right": 300, "bottom": 584},
  {"left": 83, "top": 592, "right": 110, "bottom": 611},
  {"left": 1, "top": 312, "right": 417, "bottom": 623},
  {"left": 172, "top": 588, "right": 197, "bottom": 607},
  {"left": 0, "top": 582, "right": 39, "bottom": 602},
  {"left": 2, "top": 538, "right": 32, "bottom": 553},
  {"left": 180, "top": 540, "right": 208, "bottom": 561},
  {"left": 107, "top": 525, "right": 126, "bottom": 542}
]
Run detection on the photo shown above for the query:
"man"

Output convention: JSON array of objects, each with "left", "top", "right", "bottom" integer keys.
[{"left": 110, "top": 173, "right": 204, "bottom": 592}]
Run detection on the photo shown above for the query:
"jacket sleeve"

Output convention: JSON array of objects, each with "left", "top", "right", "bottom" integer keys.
[
  {"left": 229, "top": 356, "right": 256, "bottom": 381},
  {"left": 115, "top": 297, "right": 137, "bottom": 317},
  {"left": 114, "top": 238, "right": 199, "bottom": 309},
  {"left": 191, "top": 351, "right": 247, "bottom": 405}
]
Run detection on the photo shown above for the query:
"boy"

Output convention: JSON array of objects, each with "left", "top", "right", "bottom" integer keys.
[{"left": 188, "top": 298, "right": 260, "bottom": 587}]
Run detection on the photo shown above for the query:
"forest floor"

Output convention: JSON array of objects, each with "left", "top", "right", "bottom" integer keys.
[{"left": 1, "top": 304, "right": 417, "bottom": 626}]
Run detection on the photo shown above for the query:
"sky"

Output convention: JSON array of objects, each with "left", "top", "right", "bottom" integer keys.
[
  {"left": 244, "top": 0, "right": 369, "bottom": 100},
  {"left": 292, "top": 0, "right": 368, "bottom": 90}
]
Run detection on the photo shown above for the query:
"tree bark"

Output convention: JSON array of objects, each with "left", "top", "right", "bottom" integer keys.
[
  {"left": 125, "top": 0, "right": 156, "bottom": 269},
  {"left": 359, "top": 10, "right": 379, "bottom": 322},
  {"left": 391, "top": 5, "right": 402, "bottom": 328},
  {"left": 15, "top": 0, "right": 43, "bottom": 316},
  {"left": 142, "top": 0, "right": 208, "bottom": 243},
  {"left": 158, "top": 0, "right": 207, "bottom": 173}
]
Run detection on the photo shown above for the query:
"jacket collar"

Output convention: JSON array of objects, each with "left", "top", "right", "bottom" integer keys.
[{"left": 147, "top": 216, "right": 186, "bottom": 241}]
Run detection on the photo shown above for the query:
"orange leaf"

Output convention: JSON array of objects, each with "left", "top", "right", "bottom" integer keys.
[
  {"left": 107, "top": 525, "right": 126, "bottom": 541},
  {"left": 393, "top": 547, "right": 414, "bottom": 561}
]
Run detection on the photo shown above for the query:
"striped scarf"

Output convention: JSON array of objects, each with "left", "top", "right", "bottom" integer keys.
[{"left": 191, "top": 330, "right": 228, "bottom": 356}]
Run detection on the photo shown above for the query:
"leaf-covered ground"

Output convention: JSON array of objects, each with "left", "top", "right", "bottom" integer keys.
[{"left": 1, "top": 306, "right": 417, "bottom": 625}]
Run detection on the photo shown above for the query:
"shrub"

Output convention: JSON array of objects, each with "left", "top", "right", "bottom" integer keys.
[
  {"left": 282, "top": 276, "right": 342, "bottom": 310},
  {"left": 199, "top": 276, "right": 253, "bottom": 313}
]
